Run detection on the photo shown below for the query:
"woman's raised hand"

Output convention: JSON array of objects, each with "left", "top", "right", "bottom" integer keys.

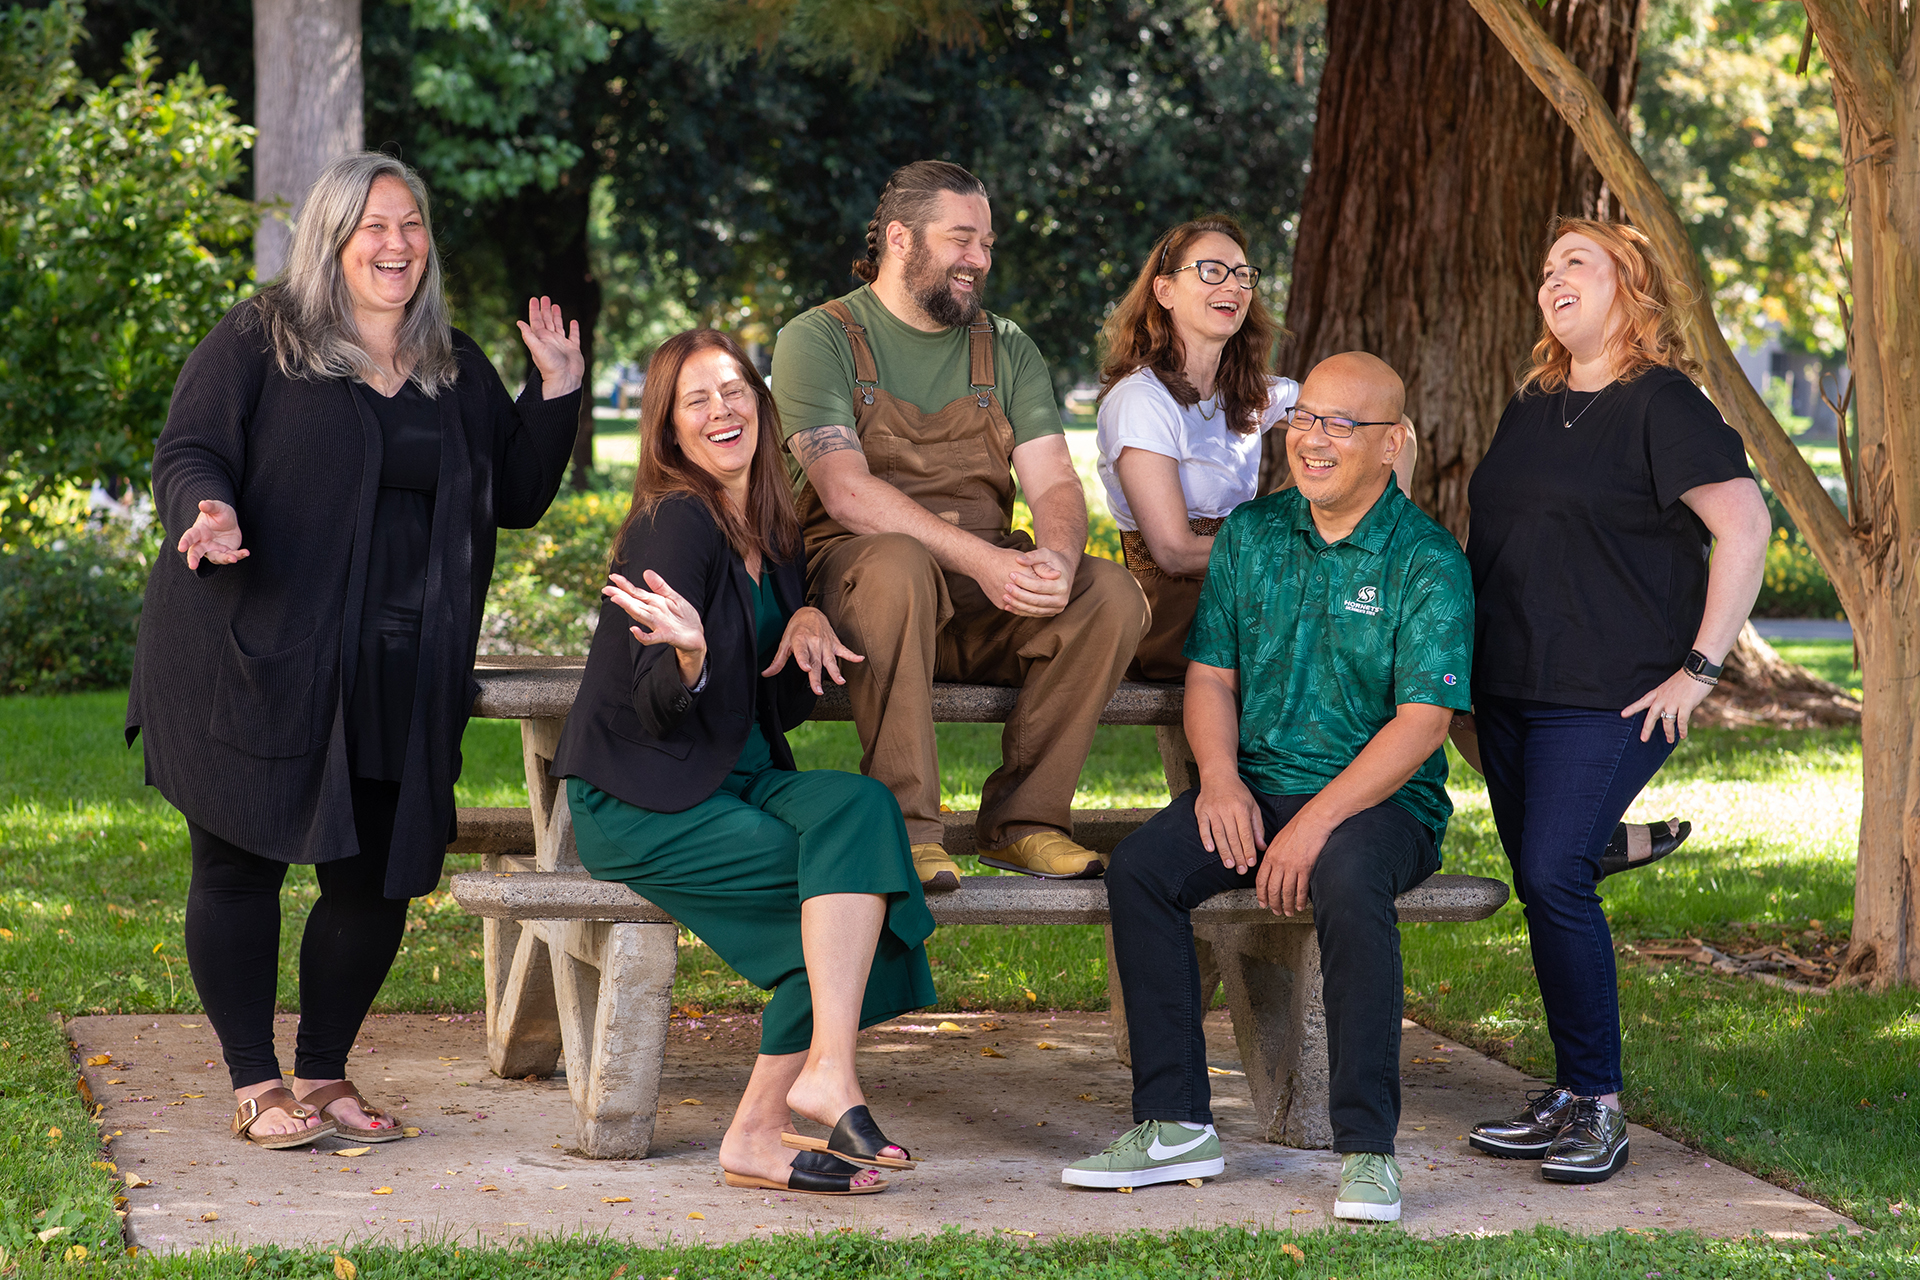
[
  {"left": 606, "top": 571, "right": 707, "bottom": 686},
  {"left": 177, "top": 499, "right": 249, "bottom": 570},
  {"left": 516, "top": 296, "right": 585, "bottom": 399},
  {"left": 762, "top": 606, "right": 864, "bottom": 695}
]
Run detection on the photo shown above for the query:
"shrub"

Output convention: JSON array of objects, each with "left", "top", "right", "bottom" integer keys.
[
  {"left": 0, "top": 519, "right": 155, "bottom": 694},
  {"left": 481, "top": 489, "right": 627, "bottom": 654},
  {"left": 1752, "top": 526, "right": 1845, "bottom": 619}
]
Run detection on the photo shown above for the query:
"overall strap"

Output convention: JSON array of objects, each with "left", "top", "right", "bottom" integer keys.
[
  {"left": 968, "top": 319, "right": 996, "bottom": 408},
  {"left": 820, "top": 299, "right": 881, "bottom": 406}
]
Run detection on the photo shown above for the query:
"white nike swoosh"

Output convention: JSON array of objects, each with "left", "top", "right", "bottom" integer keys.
[{"left": 1146, "top": 1131, "right": 1213, "bottom": 1160}]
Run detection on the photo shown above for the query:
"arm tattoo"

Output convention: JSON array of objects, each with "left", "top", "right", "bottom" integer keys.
[{"left": 791, "top": 424, "right": 864, "bottom": 470}]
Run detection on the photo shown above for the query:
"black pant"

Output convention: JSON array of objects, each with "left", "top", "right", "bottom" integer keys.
[
  {"left": 1104, "top": 785, "right": 1439, "bottom": 1153},
  {"left": 184, "top": 777, "right": 413, "bottom": 1090}
]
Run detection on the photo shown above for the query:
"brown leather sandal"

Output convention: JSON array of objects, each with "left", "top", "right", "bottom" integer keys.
[
  {"left": 296, "top": 1080, "right": 408, "bottom": 1143},
  {"left": 232, "top": 1087, "right": 335, "bottom": 1150}
]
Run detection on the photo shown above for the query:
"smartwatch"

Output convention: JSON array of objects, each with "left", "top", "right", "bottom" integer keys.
[{"left": 1683, "top": 649, "right": 1723, "bottom": 683}]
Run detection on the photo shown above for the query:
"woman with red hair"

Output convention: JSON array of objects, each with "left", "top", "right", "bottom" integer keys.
[{"left": 1461, "top": 219, "right": 1769, "bottom": 1184}]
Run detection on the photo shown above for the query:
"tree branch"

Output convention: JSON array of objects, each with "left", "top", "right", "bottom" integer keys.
[
  {"left": 1461, "top": 0, "right": 1860, "bottom": 594},
  {"left": 1799, "top": 0, "right": 1899, "bottom": 142}
]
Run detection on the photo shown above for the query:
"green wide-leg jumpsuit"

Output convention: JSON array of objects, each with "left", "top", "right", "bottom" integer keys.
[{"left": 568, "top": 571, "right": 936, "bottom": 1056}]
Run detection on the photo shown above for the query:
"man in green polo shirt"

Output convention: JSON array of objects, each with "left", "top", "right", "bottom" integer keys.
[
  {"left": 1061, "top": 352, "right": 1473, "bottom": 1224},
  {"left": 771, "top": 160, "right": 1148, "bottom": 891}
]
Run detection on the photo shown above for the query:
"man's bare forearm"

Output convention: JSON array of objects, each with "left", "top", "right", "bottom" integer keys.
[
  {"left": 1024, "top": 474, "right": 1089, "bottom": 561},
  {"left": 1184, "top": 663, "right": 1244, "bottom": 785},
  {"left": 794, "top": 425, "right": 999, "bottom": 576}
]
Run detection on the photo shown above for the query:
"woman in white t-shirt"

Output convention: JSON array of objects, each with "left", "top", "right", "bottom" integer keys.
[{"left": 1094, "top": 216, "right": 1301, "bottom": 680}]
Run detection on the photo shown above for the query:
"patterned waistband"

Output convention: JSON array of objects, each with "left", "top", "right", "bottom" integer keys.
[{"left": 1119, "top": 516, "right": 1227, "bottom": 574}]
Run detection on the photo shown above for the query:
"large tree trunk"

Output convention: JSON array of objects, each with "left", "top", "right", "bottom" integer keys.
[
  {"left": 1463, "top": 0, "right": 1916, "bottom": 988},
  {"left": 1267, "top": 0, "right": 1641, "bottom": 537},
  {"left": 253, "top": 0, "right": 363, "bottom": 280}
]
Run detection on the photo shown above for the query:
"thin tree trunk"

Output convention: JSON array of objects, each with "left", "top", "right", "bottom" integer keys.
[
  {"left": 1267, "top": 0, "right": 1640, "bottom": 538},
  {"left": 1463, "top": 0, "right": 1916, "bottom": 989},
  {"left": 252, "top": 0, "right": 362, "bottom": 281}
]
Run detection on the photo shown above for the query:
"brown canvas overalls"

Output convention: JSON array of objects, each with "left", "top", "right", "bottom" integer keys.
[{"left": 796, "top": 300, "right": 1148, "bottom": 849}]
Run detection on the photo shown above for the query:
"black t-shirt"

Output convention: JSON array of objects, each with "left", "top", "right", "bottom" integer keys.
[{"left": 1465, "top": 366, "right": 1753, "bottom": 710}]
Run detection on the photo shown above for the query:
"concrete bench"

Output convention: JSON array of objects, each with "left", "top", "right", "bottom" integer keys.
[{"left": 452, "top": 658, "right": 1509, "bottom": 1159}]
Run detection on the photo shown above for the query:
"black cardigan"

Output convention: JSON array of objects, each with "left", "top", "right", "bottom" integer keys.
[
  {"left": 126, "top": 301, "right": 580, "bottom": 897},
  {"left": 551, "top": 493, "right": 813, "bottom": 812}
]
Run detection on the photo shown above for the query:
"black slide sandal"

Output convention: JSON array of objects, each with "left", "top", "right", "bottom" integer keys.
[
  {"left": 723, "top": 1150, "right": 887, "bottom": 1195},
  {"left": 780, "top": 1105, "right": 917, "bottom": 1169},
  {"left": 1599, "top": 819, "right": 1690, "bottom": 878}
]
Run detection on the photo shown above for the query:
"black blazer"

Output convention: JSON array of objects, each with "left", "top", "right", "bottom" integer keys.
[
  {"left": 552, "top": 493, "right": 813, "bottom": 812},
  {"left": 126, "top": 301, "right": 579, "bottom": 896}
]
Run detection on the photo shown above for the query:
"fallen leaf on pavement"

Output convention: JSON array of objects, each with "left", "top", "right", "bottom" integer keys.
[
  {"left": 601, "top": 1196, "right": 630, "bottom": 1204},
  {"left": 199, "top": 1212, "right": 218, "bottom": 1222},
  {"left": 371, "top": 1188, "right": 393, "bottom": 1195},
  {"left": 478, "top": 1185, "right": 498, "bottom": 1192},
  {"left": 178, "top": 1023, "right": 202, "bottom": 1029},
  {"left": 402, "top": 1127, "right": 421, "bottom": 1138},
  {"left": 550, "top": 1185, "right": 567, "bottom": 1190},
  {"left": 86, "top": 1054, "right": 111, "bottom": 1066},
  {"left": 978, "top": 1021, "right": 999, "bottom": 1031},
  {"left": 1186, "top": 1178, "right": 1203, "bottom": 1187},
  {"left": 935, "top": 1022, "right": 968, "bottom": 1033},
  {"left": 1116, "top": 1186, "right": 1131, "bottom": 1195},
  {"left": 687, "top": 1211, "right": 705, "bottom": 1220},
  {"left": 336, "top": 1147, "right": 372, "bottom": 1158},
  {"left": 123, "top": 1173, "right": 151, "bottom": 1189},
  {"left": 1035, "top": 1042, "right": 1056, "bottom": 1050},
  {"left": 980, "top": 1047, "right": 1006, "bottom": 1058},
  {"left": 680, "top": 1098, "right": 703, "bottom": 1105},
  {"left": 1077, "top": 1094, "right": 1095, "bottom": 1102}
]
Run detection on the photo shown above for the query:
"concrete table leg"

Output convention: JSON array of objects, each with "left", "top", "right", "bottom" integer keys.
[
  {"left": 548, "top": 921, "right": 679, "bottom": 1159},
  {"left": 1194, "top": 921, "right": 1331, "bottom": 1148},
  {"left": 486, "top": 918, "right": 564, "bottom": 1080}
]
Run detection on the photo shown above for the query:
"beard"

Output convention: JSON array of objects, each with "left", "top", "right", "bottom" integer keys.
[{"left": 904, "top": 232, "right": 985, "bottom": 328}]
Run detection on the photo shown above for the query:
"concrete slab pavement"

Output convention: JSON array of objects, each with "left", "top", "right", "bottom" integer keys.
[{"left": 70, "top": 1009, "right": 1849, "bottom": 1253}]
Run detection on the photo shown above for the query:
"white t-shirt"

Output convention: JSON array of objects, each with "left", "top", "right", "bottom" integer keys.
[{"left": 1095, "top": 368, "right": 1301, "bottom": 531}]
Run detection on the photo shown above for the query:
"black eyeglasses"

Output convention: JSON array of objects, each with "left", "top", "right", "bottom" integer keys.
[
  {"left": 1163, "top": 258, "right": 1261, "bottom": 289},
  {"left": 1287, "top": 408, "right": 1397, "bottom": 438}
]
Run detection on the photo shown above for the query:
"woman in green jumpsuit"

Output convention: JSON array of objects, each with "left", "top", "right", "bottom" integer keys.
[{"left": 551, "top": 329, "right": 934, "bottom": 1196}]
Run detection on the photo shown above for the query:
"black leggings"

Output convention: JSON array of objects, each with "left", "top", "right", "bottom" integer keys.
[{"left": 184, "top": 778, "right": 413, "bottom": 1090}]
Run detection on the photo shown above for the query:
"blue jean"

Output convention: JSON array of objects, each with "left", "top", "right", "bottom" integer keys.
[
  {"left": 1473, "top": 696, "right": 1675, "bottom": 1095},
  {"left": 1105, "top": 786, "right": 1439, "bottom": 1153}
]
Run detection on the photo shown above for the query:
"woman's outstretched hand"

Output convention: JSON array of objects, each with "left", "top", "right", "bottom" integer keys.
[
  {"left": 606, "top": 570, "right": 706, "bottom": 687},
  {"left": 762, "top": 606, "right": 863, "bottom": 695},
  {"left": 178, "top": 499, "right": 249, "bottom": 570},
  {"left": 517, "top": 295, "right": 584, "bottom": 399}
]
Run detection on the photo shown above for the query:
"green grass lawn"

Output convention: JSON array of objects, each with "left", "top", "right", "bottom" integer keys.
[
  {"left": 1770, "top": 637, "right": 1861, "bottom": 699},
  {"left": 1, "top": 692, "right": 1915, "bottom": 1275}
]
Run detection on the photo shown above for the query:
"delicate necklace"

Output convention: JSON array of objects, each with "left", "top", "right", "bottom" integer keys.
[
  {"left": 1196, "top": 392, "right": 1218, "bottom": 421},
  {"left": 1561, "top": 380, "right": 1615, "bottom": 429}
]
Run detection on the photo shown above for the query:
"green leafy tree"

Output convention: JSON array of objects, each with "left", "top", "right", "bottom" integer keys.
[
  {"left": 1633, "top": 0, "right": 1847, "bottom": 356},
  {"left": 0, "top": 0, "right": 254, "bottom": 541}
]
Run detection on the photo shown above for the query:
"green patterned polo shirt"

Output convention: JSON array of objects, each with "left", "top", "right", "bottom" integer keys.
[{"left": 1183, "top": 482, "right": 1474, "bottom": 850}]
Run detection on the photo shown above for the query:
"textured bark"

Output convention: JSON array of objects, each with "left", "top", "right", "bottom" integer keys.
[
  {"left": 1266, "top": 0, "right": 1641, "bottom": 537},
  {"left": 1464, "top": 0, "right": 1917, "bottom": 990},
  {"left": 252, "top": 0, "right": 363, "bottom": 280}
]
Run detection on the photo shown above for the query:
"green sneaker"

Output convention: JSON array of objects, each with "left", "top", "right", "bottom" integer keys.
[
  {"left": 1060, "top": 1120, "right": 1224, "bottom": 1189},
  {"left": 1333, "top": 1152, "right": 1402, "bottom": 1222}
]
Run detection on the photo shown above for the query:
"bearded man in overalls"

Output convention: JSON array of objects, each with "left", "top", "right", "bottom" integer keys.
[{"left": 772, "top": 160, "right": 1150, "bottom": 892}]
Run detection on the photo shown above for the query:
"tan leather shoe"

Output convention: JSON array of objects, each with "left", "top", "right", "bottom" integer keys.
[
  {"left": 911, "top": 842, "right": 962, "bottom": 893},
  {"left": 979, "top": 831, "right": 1105, "bottom": 880}
]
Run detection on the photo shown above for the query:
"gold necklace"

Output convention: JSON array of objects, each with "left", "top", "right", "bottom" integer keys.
[{"left": 1196, "top": 393, "right": 1218, "bottom": 422}]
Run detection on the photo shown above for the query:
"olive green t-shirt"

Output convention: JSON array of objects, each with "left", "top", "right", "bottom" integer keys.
[
  {"left": 1184, "top": 483, "right": 1475, "bottom": 851},
  {"left": 770, "top": 286, "right": 1063, "bottom": 447}
]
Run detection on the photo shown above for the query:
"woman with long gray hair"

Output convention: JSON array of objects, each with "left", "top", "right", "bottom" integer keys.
[{"left": 127, "top": 152, "right": 584, "bottom": 1150}]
